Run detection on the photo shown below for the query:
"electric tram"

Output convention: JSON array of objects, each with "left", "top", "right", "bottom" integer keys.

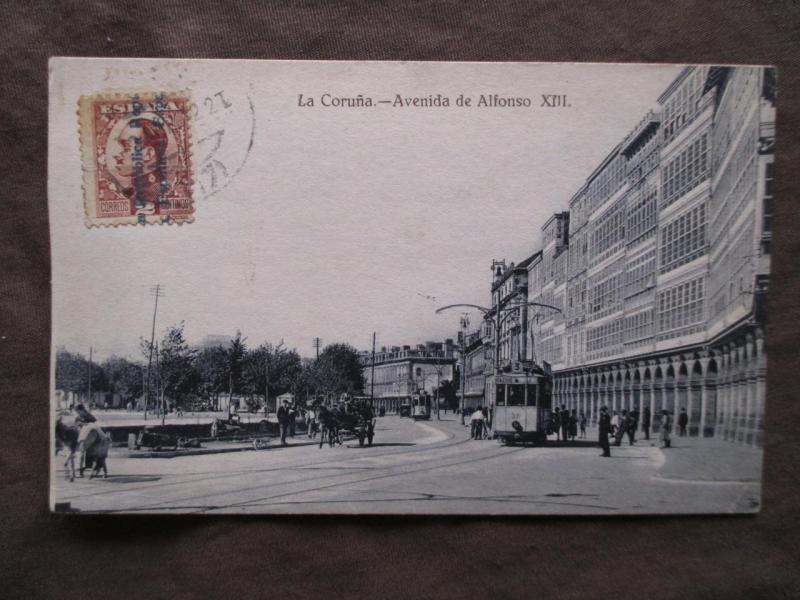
[
  {"left": 490, "top": 363, "right": 553, "bottom": 445},
  {"left": 410, "top": 392, "right": 431, "bottom": 420}
]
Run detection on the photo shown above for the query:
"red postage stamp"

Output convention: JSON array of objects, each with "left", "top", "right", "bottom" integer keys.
[{"left": 78, "top": 92, "right": 193, "bottom": 226}]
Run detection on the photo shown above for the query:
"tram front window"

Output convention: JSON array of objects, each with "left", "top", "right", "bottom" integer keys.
[
  {"left": 526, "top": 384, "right": 537, "bottom": 407},
  {"left": 508, "top": 385, "right": 525, "bottom": 406},
  {"left": 496, "top": 385, "right": 506, "bottom": 406}
]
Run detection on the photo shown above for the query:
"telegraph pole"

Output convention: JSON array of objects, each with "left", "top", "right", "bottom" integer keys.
[
  {"left": 87, "top": 346, "right": 93, "bottom": 407},
  {"left": 144, "top": 284, "right": 165, "bottom": 421}
]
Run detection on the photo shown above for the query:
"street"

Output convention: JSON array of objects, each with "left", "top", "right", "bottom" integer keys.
[{"left": 51, "top": 415, "right": 762, "bottom": 515}]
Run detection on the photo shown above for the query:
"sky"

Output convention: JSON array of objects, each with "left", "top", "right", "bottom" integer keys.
[{"left": 49, "top": 59, "right": 683, "bottom": 362}]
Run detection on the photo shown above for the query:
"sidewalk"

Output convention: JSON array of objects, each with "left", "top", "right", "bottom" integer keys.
[{"left": 582, "top": 425, "right": 763, "bottom": 482}]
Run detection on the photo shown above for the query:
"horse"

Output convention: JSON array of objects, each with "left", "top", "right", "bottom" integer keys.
[
  {"left": 55, "top": 417, "right": 80, "bottom": 482},
  {"left": 316, "top": 405, "right": 341, "bottom": 449}
]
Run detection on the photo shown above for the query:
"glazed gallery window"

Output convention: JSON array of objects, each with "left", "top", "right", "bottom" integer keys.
[
  {"left": 626, "top": 183, "right": 658, "bottom": 244},
  {"left": 660, "top": 202, "right": 708, "bottom": 274},
  {"left": 590, "top": 198, "right": 626, "bottom": 264},
  {"left": 625, "top": 249, "right": 657, "bottom": 298},
  {"left": 586, "top": 317, "right": 624, "bottom": 357},
  {"left": 662, "top": 132, "right": 709, "bottom": 208},
  {"left": 657, "top": 276, "right": 706, "bottom": 338}
]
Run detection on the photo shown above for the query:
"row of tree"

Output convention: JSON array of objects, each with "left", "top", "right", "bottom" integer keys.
[{"left": 55, "top": 323, "right": 365, "bottom": 411}]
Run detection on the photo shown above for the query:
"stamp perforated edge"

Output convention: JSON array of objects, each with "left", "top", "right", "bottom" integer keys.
[{"left": 77, "top": 90, "right": 195, "bottom": 228}]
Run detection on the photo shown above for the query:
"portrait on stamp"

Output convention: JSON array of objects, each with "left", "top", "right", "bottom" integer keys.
[{"left": 78, "top": 92, "right": 193, "bottom": 226}]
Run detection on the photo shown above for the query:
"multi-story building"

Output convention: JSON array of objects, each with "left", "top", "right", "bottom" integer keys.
[
  {"left": 483, "top": 252, "right": 541, "bottom": 407},
  {"left": 517, "top": 66, "right": 774, "bottom": 446},
  {"left": 361, "top": 340, "right": 457, "bottom": 413},
  {"left": 462, "top": 328, "right": 487, "bottom": 411}
]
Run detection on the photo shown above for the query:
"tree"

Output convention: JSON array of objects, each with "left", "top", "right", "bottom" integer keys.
[
  {"left": 227, "top": 330, "right": 247, "bottom": 397},
  {"left": 436, "top": 379, "right": 460, "bottom": 411},
  {"left": 55, "top": 348, "right": 108, "bottom": 401},
  {"left": 103, "top": 356, "right": 143, "bottom": 404},
  {"left": 241, "top": 343, "right": 303, "bottom": 411},
  {"left": 196, "top": 345, "right": 229, "bottom": 409},
  {"left": 157, "top": 323, "right": 199, "bottom": 410},
  {"left": 315, "top": 343, "right": 364, "bottom": 399},
  {"left": 55, "top": 348, "right": 89, "bottom": 394}
]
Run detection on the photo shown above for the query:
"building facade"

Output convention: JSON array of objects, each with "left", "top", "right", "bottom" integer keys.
[
  {"left": 361, "top": 341, "right": 457, "bottom": 413},
  {"left": 520, "top": 66, "right": 774, "bottom": 446}
]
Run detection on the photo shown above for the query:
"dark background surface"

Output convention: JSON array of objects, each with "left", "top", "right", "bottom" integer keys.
[{"left": 1, "top": 2, "right": 799, "bottom": 598}]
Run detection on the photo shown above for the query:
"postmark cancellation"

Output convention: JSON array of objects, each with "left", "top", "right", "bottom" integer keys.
[{"left": 78, "top": 91, "right": 193, "bottom": 227}]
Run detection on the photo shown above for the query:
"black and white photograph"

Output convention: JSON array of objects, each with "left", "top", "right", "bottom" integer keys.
[{"left": 48, "top": 59, "right": 775, "bottom": 515}]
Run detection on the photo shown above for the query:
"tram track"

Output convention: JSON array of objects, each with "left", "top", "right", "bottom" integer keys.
[
  {"left": 94, "top": 441, "right": 525, "bottom": 514},
  {"left": 54, "top": 419, "right": 475, "bottom": 505}
]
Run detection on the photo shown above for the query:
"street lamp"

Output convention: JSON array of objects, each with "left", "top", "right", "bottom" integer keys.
[{"left": 437, "top": 301, "right": 562, "bottom": 377}]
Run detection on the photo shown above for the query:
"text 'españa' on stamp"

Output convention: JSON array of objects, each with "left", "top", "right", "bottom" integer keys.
[{"left": 78, "top": 91, "right": 193, "bottom": 227}]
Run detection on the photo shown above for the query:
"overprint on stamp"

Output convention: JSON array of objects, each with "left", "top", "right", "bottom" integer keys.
[{"left": 78, "top": 92, "right": 193, "bottom": 226}]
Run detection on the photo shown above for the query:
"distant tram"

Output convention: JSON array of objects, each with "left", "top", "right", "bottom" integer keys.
[
  {"left": 410, "top": 392, "right": 431, "bottom": 421},
  {"left": 491, "top": 365, "right": 553, "bottom": 445}
]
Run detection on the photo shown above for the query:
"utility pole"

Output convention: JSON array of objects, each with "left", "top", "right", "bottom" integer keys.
[
  {"left": 144, "top": 284, "right": 165, "bottom": 421},
  {"left": 370, "top": 332, "right": 376, "bottom": 410},
  {"left": 156, "top": 342, "right": 166, "bottom": 426},
  {"left": 87, "top": 346, "right": 93, "bottom": 407}
]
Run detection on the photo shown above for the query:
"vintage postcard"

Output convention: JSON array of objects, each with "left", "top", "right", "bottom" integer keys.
[{"left": 49, "top": 58, "right": 775, "bottom": 515}]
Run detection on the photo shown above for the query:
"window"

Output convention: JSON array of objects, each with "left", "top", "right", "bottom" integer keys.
[
  {"left": 496, "top": 384, "right": 506, "bottom": 406},
  {"left": 659, "top": 202, "right": 708, "bottom": 273},
  {"left": 626, "top": 183, "right": 658, "bottom": 244},
  {"left": 508, "top": 385, "right": 525, "bottom": 406},
  {"left": 662, "top": 132, "right": 709, "bottom": 208},
  {"left": 657, "top": 276, "right": 706, "bottom": 340},
  {"left": 625, "top": 249, "right": 656, "bottom": 298}
]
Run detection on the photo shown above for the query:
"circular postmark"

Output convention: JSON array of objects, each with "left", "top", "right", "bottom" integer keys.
[{"left": 191, "top": 87, "right": 256, "bottom": 200}]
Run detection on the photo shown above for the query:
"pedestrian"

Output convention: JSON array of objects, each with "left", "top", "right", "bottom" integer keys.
[
  {"left": 614, "top": 409, "right": 628, "bottom": 446},
  {"left": 627, "top": 408, "right": 639, "bottom": 445},
  {"left": 277, "top": 400, "right": 291, "bottom": 446},
  {"left": 552, "top": 407, "right": 562, "bottom": 441},
  {"left": 469, "top": 407, "right": 485, "bottom": 440},
  {"left": 289, "top": 404, "right": 297, "bottom": 437},
  {"left": 598, "top": 406, "right": 611, "bottom": 457},
  {"left": 642, "top": 406, "right": 651, "bottom": 440},
  {"left": 610, "top": 410, "right": 620, "bottom": 438},
  {"left": 678, "top": 407, "right": 688, "bottom": 436},
  {"left": 306, "top": 406, "right": 317, "bottom": 438},
  {"left": 569, "top": 409, "right": 578, "bottom": 441},
  {"left": 481, "top": 406, "right": 491, "bottom": 439},
  {"left": 660, "top": 409, "right": 673, "bottom": 448},
  {"left": 579, "top": 411, "right": 587, "bottom": 439}
]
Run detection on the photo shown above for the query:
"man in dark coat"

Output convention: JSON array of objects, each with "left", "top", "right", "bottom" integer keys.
[
  {"left": 627, "top": 409, "right": 639, "bottom": 445},
  {"left": 678, "top": 408, "right": 689, "bottom": 436},
  {"left": 560, "top": 405, "right": 569, "bottom": 442},
  {"left": 277, "top": 400, "right": 291, "bottom": 446},
  {"left": 598, "top": 405, "right": 611, "bottom": 457},
  {"left": 642, "top": 406, "right": 651, "bottom": 440}
]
